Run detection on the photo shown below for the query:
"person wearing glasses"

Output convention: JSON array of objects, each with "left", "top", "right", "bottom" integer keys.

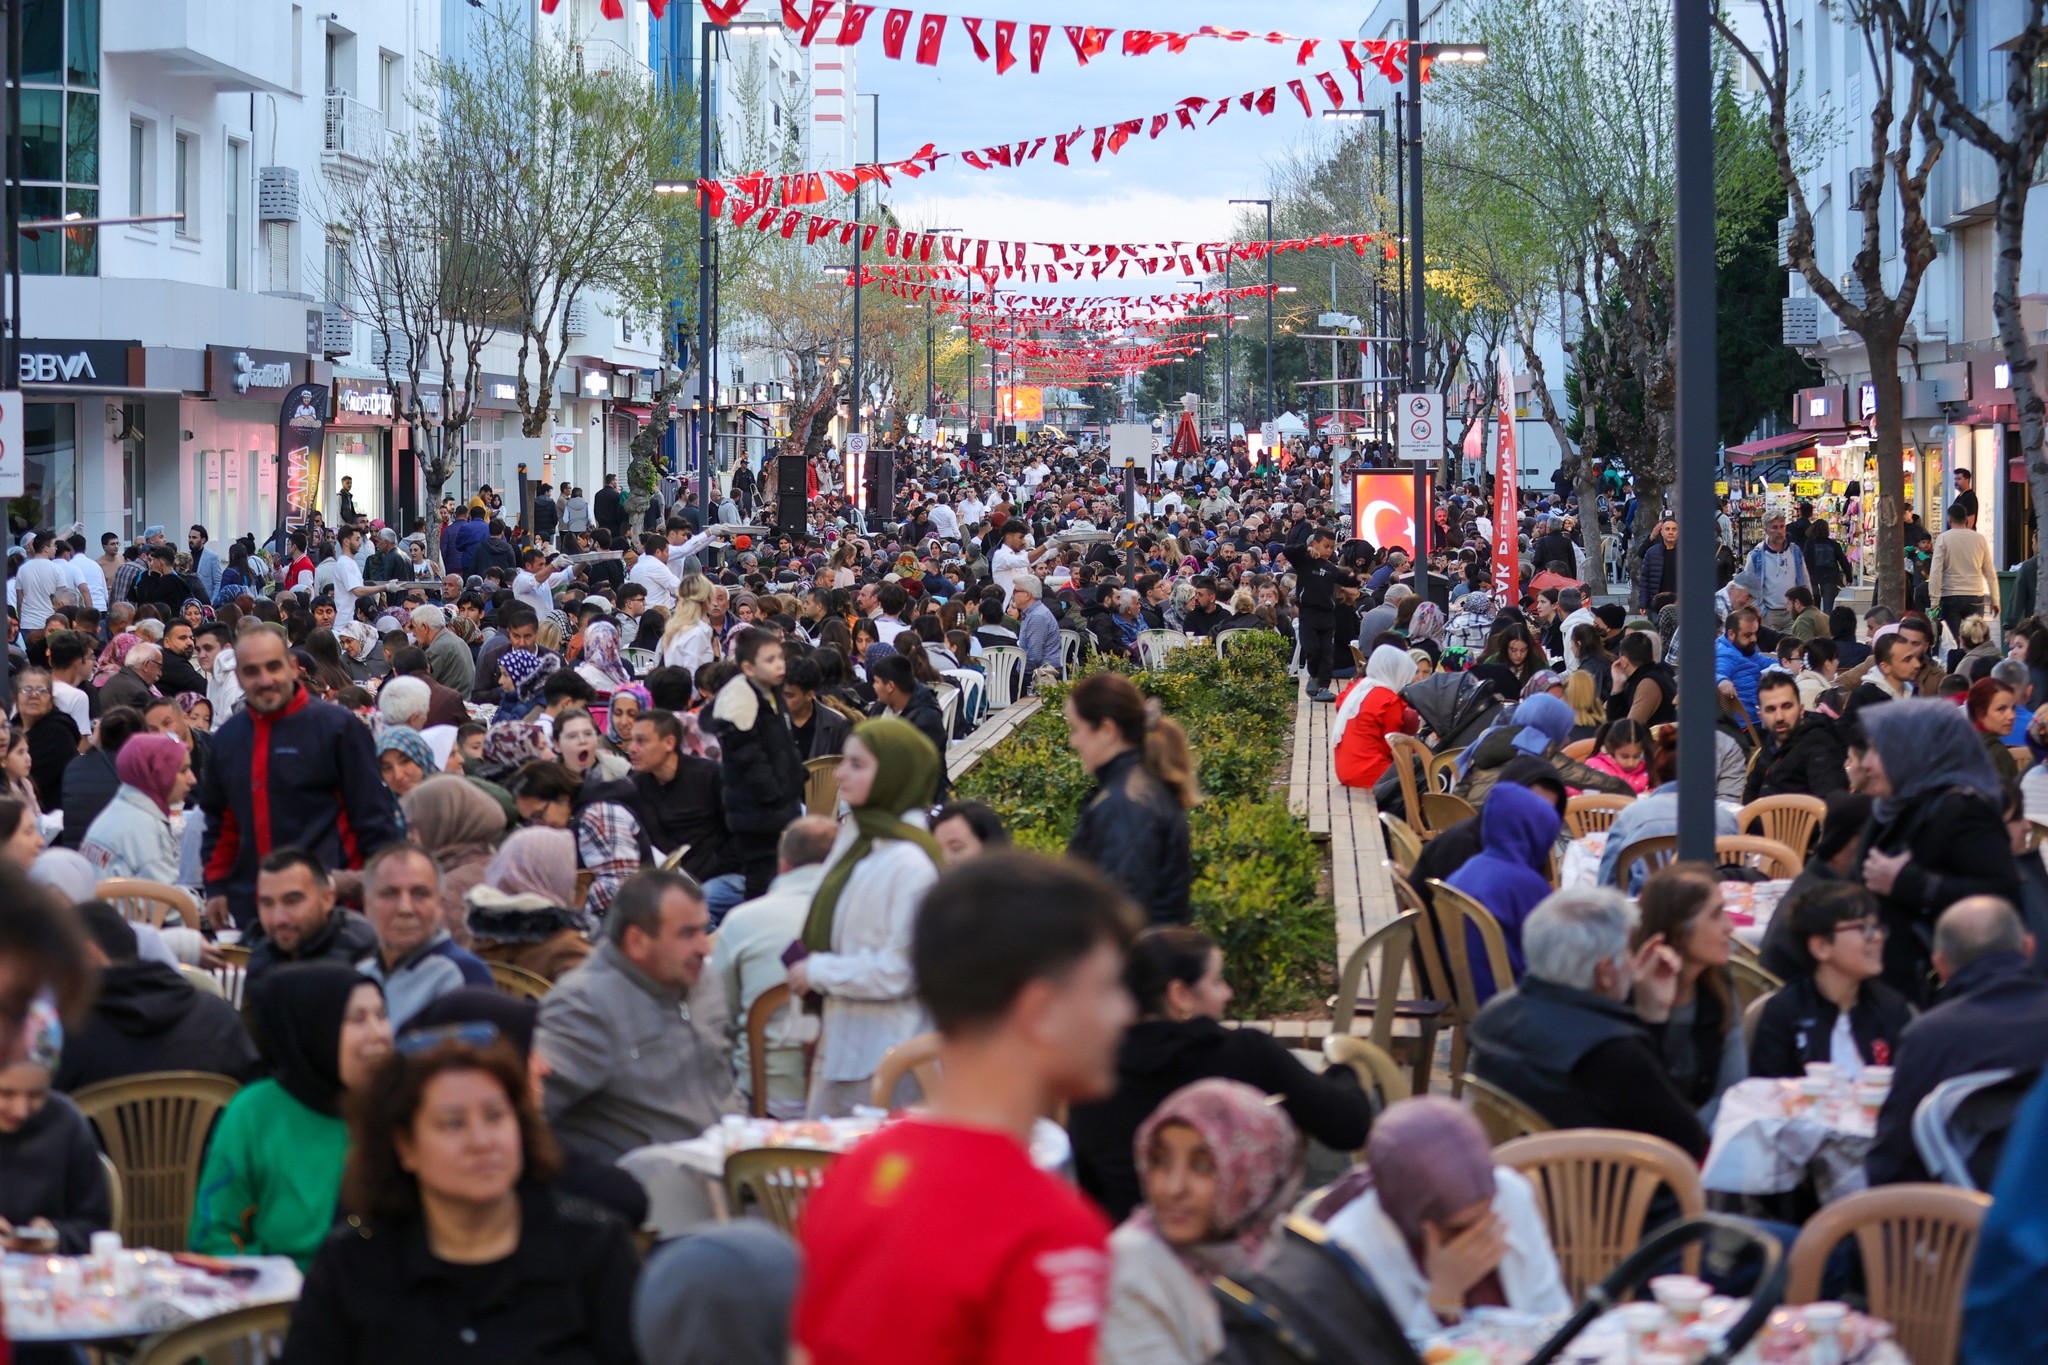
[
  {"left": 280, "top": 1021, "right": 639, "bottom": 1365},
  {"left": 1749, "top": 882, "right": 1911, "bottom": 1081}
]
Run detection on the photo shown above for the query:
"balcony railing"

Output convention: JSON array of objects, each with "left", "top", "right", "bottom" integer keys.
[{"left": 324, "top": 92, "right": 386, "bottom": 164}]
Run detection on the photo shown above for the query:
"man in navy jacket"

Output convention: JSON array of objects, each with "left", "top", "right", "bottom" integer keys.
[{"left": 199, "top": 626, "right": 400, "bottom": 930}]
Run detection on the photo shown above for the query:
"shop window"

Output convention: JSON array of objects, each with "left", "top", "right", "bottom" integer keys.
[
  {"left": 18, "top": 0, "right": 97, "bottom": 276},
  {"left": 15, "top": 403, "right": 79, "bottom": 537}
]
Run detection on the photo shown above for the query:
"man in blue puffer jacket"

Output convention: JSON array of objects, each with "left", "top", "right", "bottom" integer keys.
[
  {"left": 441, "top": 505, "right": 489, "bottom": 574},
  {"left": 199, "top": 627, "right": 401, "bottom": 930},
  {"left": 1714, "top": 605, "right": 1767, "bottom": 725}
]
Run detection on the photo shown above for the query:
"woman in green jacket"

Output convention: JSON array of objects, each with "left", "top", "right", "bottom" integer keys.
[{"left": 190, "top": 963, "right": 392, "bottom": 1268}]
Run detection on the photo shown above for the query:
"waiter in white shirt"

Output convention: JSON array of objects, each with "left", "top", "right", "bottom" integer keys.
[
  {"left": 627, "top": 531, "right": 681, "bottom": 611},
  {"left": 512, "top": 545, "right": 577, "bottom": 620},
  {"left": 991, "top": 520, "right": 1033, "bottom": 608}
]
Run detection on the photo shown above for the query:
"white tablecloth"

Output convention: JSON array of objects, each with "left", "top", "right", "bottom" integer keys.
[
  {"left": 1702, "top": 1077, "right": 1875, "bottom": 1201},
  {"left": 1430, "top": 1302, "right": 1906, "bottom": 1365},
  {"left": 4, "top": 1253, "right": 300, "bottom": 1345},
  {"left": 1559, "top": 831, "right": 1608, "bottom": 890}
]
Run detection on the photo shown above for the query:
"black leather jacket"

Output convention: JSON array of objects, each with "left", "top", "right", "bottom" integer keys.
[{"left": 1066, "top": 749, "right": 1192, "bottom": 925}]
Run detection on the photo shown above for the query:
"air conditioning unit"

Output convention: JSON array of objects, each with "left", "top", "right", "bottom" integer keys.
[
  {"left": 1777, "top": 215, "right": 1795, "bottom": 267},
  {"left": 565, "top": 299, "right": 590, "bottom": 337},
  {"left": 258, "top": 167, "right": 300, "bottom": 222},
  {"left": 1783, "top": 295, "right": 1821, "bottom": 347},
  {"left": 369, "top": 330, "right": 410, "bottom": 368},
  {"left": 321, "top": 302, "right": 355, "bottom": 356}
]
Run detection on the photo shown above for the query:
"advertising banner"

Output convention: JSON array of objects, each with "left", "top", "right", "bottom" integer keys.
[
  {"left": 278, "top": 384, "right": 329, "bottom": 530},
  {"left": 1492, "top": 347, "right": 1520, "bottom": 599}
]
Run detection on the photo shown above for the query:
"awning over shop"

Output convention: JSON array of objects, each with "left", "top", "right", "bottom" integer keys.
[{"left": 1725, "top": 430, "right": 1818, "bottom": 466}]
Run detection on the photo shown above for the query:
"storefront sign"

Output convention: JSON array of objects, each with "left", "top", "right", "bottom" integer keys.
[
  {"left": 550, "top": 431, "right": 578, "bottom": 462},
  {"left": 206, "top": 346, "right": 304, "bottom": 400},
  {"left": 1796, "top": 386, "right": 1847, "bottom": 430},
  {"left": 332, "top": 377, "right": 394, "bottom": 420},
  {"left": 1714, "top": 481, "right": 1730, "bottom": 495},
  {"left": 278, "top": 384, "right": 329, "bottom": 529},
  {"left": 1793, "top": 479, "right": 1824, "bottom": 498},
  {"left": 19, "top": 338, "right": 136, "bottom": 387},
  {"left": 1793, "top": 455, "right": 1818, "bottom": 473},
  {"left": 1858, "top": 382, "right": 1878, "bottom": 422}
]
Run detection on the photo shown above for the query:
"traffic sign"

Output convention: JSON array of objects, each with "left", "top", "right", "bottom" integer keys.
[
  {"left": 845, "top": 433, "right": 869, "bottom": 456},
  {"left": 1397, "top": 392, "right": 1442, "bottom": 461},
  {"left": 0, "top": 390, "right": 24, "bottom": 497}
]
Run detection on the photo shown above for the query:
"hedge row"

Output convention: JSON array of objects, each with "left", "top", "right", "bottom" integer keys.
[{"left": 954, "top": 632, "right": 1334, "bottom": 1016}]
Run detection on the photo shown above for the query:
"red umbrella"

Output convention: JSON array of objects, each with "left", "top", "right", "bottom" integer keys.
[{"left": 1528, "top": 569, "right": 1585, "bottom": 594}]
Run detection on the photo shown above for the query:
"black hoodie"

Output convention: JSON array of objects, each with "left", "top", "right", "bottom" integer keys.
[
  {"left": 53, "top": 959, "right": 263, "bottom": 1092},
  {"left": 1066, "top": 1016, "right": 1373, "bottom": 1222}
]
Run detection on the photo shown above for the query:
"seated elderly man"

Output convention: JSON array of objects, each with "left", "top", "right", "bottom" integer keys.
[
  {"left": 355, "top": 841, "right": 493, "bottom": 1028},
  {"left": 1468, "top": 886, "right": 1707, "bottom": 1159},
  {"left": 537, "top": 868, "right": 742, "bottom": 1163}
]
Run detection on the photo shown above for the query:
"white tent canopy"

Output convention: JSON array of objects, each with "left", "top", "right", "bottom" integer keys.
[{"left": 1273, "top": 412, "right": 1310, "bottom": 435}]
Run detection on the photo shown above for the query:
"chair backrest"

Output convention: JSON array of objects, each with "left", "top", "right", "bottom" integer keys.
[
  {"left": 1324, "top": 1035, "right": 1410, "bottom": 1114},
  {"left": 1330, "top": 911, "right": 1425, "bottom": 1053},
  {"left": 1727, "top": 958, "right": 1785, "bottom": 1022},
  {"left": 1214, "top": 627, "right": 1254, "bottom": 658},
  {"left": 870, "top": 1031, "right": 944, "bottom": 1109},
  {"left": 488, "top": 960, "right": 553, "bottom": 1002},
  {"left": 1426, "top": 748, "right": 1465, "bottom": 794},
  {"left": 1736, "top": 793, "right": 1827, "bottom": 858},
  {"left": 1608, "top": 834, "right": 1679, "bottom": 889},
  {"left": 1059, "top": 629, "right": 1087, "bottom": 674},
  {"left": 980, "top": 645, "right": 1027, "bottom": 708},
  {"left": 1784, "top": 1183, "right": 1991, "bottom": 1365},
  {"left": 1492, "top": 1128, "right": 1707, "bottom": 1300},
  {"left": 722, "top": 1147, "right": 836, "bottom": 1236},
  {"left": 1912, "top": 1066, "right": 2034, "bottom": 1192},
  {"left": 1742, "top": 987, "right": 1776, "bottom": 1052},
  {"left": 746, "top": 983, "right": 798, "bottom": 1119},
  {"left": 803, "top": 754, "right": 843, "bottom": 817},
  {"left": 1563, "top": 793, "right": 1634, "bottom": 839},
  {"left": 941, "top": 667, "right": 984, "bottom": 723},
  {"left": 209, "top": 943, "right": 251, "bottom": 1009},
  {"left": 72, "top": 1070, "right": 244, "bottom": 1252},
  {"left": 1379, "top": 811, "right": 1422, "bottom": 875},
  {"left": 96, "top": 879, "right": 199, "bottom": 930},
  {"left": 1419, "top": 881, "right": 1519, "bottom": 1026},
  {"left": 1460, "top": 1073, "right": 1553, "bottom": 1146},
  {"left": 1384, "top": 734, "right": 1435, "bottom": 838},
  {"left": 934, "top": 683, "right": 961, "bottom": 740},
  {"left": 99, "top": 1150, "right": 123, "bottom": 1233},
  {"left": 1715, "top": 833, "right": 1804, "bottom": 880},
  {"left": 623, "top": 647, "right": 658, "bottom": 676},
  {"left": 131, "top": 1299, "right": 294, "bottom": 1365},
  {"left": 1136, "top": 629, "right": 1188, "bottom": 669},
  {"left": 1560, "top": 737, "right": 1597, "bottom": 762},
  {"left": 1418, "top": 791, "right": 1478, "bottom": 837}
]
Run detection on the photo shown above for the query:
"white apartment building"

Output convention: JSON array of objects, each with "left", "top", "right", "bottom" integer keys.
[{"left": 17, "top": 0, "right": 661, "bottom": 552}]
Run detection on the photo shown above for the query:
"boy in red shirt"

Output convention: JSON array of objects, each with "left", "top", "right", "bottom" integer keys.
[{"left": 794, "top": 853, "right": 1140, "bottom": 1365}]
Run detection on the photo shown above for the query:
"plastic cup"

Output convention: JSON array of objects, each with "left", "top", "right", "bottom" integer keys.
[
  {"left": 1804, "top": 1062, "right": 1842, "bottom": 1086},
  {"left": 1617, "top": 1301, "right": 1668, "bottom": 1345},
  {"left": 1648, "top": 1274, "right": 1711, "bottom": 1324},
  {"left": 1861, "top": 1065, "right": 1895, "bottom": 1087}
]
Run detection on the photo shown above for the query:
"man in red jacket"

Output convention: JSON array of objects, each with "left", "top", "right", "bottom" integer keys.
[{"left": 200, "top": 627, "right": 400, "bottom": 930}]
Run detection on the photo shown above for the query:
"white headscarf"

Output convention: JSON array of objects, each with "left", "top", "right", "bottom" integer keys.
[{"left": 1332, "top": 644, "right": 1420, "bottom": 757}]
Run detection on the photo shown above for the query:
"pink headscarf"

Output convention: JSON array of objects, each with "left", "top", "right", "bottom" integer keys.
[
  {"left": 1128, "top": 1078, "right": 1305, "bottom": 1277},
  {"left": 1361, "top": 1097, "right": 1499, "bottom": 1255},
  {"left": 484, "top": 827, "right": 579, "bottom": 907},
  {"left": 94, "top": 632, "right": 139, "bottom": 687},
  {"left": 115, "top": 734, "right": 189, "bottom": 816}
]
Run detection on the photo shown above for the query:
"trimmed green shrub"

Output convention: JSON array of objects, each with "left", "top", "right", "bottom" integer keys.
[{"left": 956, "top": 632, "right": 1333, "bottom": 1015}]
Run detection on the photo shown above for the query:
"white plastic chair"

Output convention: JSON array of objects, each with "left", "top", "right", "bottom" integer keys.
[
  {"left": 1059, "top": 630, "right": 1087, "bottom": 678},
  {"left": 934, "top": 683, "right": 961, "bottom": 741},
  {"left": 1214, "top": 627, "right": 1255, "bottom": 657},
  {"left": 623, "top": 647, "right": 658, "bottom": 677},
  {"left": 941, "top": 668, "right": 986, "bottom": 728},
  {"left": 1136, "top": 629, "right": 1188, "bottom": 670},
  {"left": 981, "top": 646, "right": 1027, "bottom": 709}
]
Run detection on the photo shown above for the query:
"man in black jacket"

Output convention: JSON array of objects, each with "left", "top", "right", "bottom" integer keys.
[
  {"left": 245, "top": 846, "right": 381, "bottom": 988},
  {"left": 470, "top": 519, "right": 518, "bottom": 579},
  {"left": 53, "top": 902, "right": 261, "bottom": 1091},
  {"left": 1867, "top": 897, "right": 2048, "bottom": 1184},
  {"left": 870, "top": 654, "right": 950, "bottom": 801},
  {"left": 1469, "top": 885, "right": 1706, "bottom": 1159},
  {"left": 626, "top": 708, "right": 732, "bottom": 888},
  {"left": 1744, "top": 673, "right": 1849, "bottom": 803},
  {"left": 593, "top": 473, "right": 626, "bottom": 538},
  {"left": 707, "top": 628, "right": 807, "bottom": 900},
  {"left": 1283, "top": 528, "right": 1358, "bottom": 704},
  {"left": 157, "top": 620, "right": 209, "bottom": 699},
  {"left": 784, "top": 656, "right": 851, "bottom": 758},
  {"left": 530, "top": 482, "right": 560, "bottom": 545},
  {"left": 128, "top": 545, "right": 190, "bottom": 613}
]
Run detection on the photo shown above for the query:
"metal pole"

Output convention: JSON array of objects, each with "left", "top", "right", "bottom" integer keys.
[
  {"left": 1264, "top": 201, "right": 1274, "bottom": 432},
  {"left": 696, "top": 20, "right": 714, "bottom": 514},
  {"left": 3, "top": 0, "right": 19, "bottom": 707},
  {"left": 1222, "top": 253, "right": 1231, "bottom": 443},
  {"left": 1405, "top": 10, "right": 1435, "bottom": 606},
  {"left": 1674, "top": 0, "right": 1717, "bottom": 860},
  {"left": 925, "top": 296, "right": 934, "bottom": 435}
]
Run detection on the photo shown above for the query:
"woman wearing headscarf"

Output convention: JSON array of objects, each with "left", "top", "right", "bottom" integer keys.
[
  {"left": 576, "top": 620, "right": 634, "bottom": 700},
  {"left": 1455, "top": 692, "right": 1634, "bottom": 808},
  {"left": 1444, "top": 782, "right": 1565, "bottom": 1002},
  {"left": 631, "top": 1223, "right": 798, "bottom": 1365},
  {"left": 91, "top": 631, "right": 139, "bottom": 690},
  {"left": 376, "top": 726, "right": 437, "bottom": 806},
  {"left": 401, "top": 775, "right": 508, "bottom": 945},
  {"left": 1098, "top": 1080, "right": 1305, "bottom": 1365},
  {"left": 494, "top": 649, "right": 562, "bottom": 724},
  {"left": 78, "top": 732, "right": 193, "bottom": 885},
  {"left": 0, "top": 998, "right": 112, "bottom": 1254},
  {"left": 1332, "top": 644, "right": 1420, "bottom": 789},
  {"left": 190, "top": 964, "right": 393, "bottom": 1269},
  {"left": 1322, "top": 1097, "right": 1569, "bottom": 1344},
  {"left": 785, "top": 717, "right": 945, "bottom": 1118},
  {"left": 1856, "top": 699, "right": 2022, "bottom": 1000},
  {"left": 466, "top": 826, "right": 593, "bottom": 981},
  {"left": 1407, "top": 600, "right": 1446, "bottom": 651},
  {"left": 603, "top": 682, "right": 650, "bottom": 759}
]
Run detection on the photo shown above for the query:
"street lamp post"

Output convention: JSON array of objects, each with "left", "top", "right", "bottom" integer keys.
[
  {"left": 850, "top": 92, "right": 879, "bottom": 453},
  {"left": 1230, "top": 198, "right": 1276, "bottom": 434},
  {"left": 1674, "top": 0, "right": 1717, "bottom": 858}
]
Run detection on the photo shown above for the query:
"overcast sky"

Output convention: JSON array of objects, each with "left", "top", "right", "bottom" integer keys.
[{"left": 854, "top": 2, "right": 1380, "bottom": 274}]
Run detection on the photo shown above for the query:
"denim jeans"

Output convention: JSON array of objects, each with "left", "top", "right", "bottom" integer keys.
[{"left": 702, "top": 873, "right": 749, "bottom": 929}]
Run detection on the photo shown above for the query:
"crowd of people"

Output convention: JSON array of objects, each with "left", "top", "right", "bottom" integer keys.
[{"left": 4, "top": 431, "right": 2048, "bottom": 1363}]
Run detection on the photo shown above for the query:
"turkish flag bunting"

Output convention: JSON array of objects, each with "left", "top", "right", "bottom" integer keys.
[
  {"left": 988, "top": 143, "right": 1012, "bottom": 166},
  {"left": 833, "top": 2, "right": 875, "bottom": 41},
  {"left": 1318, "top": 72, "right": 1345, "bottom": 108},
  {"left": 1064, "top": 25, "right": 1110, "bottom": 63},
  {"left": 916, "top": 13, "right": 946, "bottom": 63},
  {"left": 882, "top": 8, "right": 912, "bottom": 57},
  {"left": 1288, "top": 79, "right": 1312, "bottom": 115},
  {"left": 1090, "top": 126, "right": 1107, "bottom": 159},
  {"left": 839, "top": 222, "right": 856, "bottom": 245},
  {"left": 962, "top": 151, "right": 990, "bottom": 168},
  {"left": 962, "top": 16, "right": 989, "bottom": 60},
  {"left": 1053, "top": 127, "right": 1084, "bottom": 163},
  {"left": 994, "top": 19, "right": 1017, "bottom": 72},
  {"left": 780, "top": 210, "right": 802, "bottom": 238},
  {"left": 1028, "top": 23, "right": 1049, "bottom": 72},
  {"left": 701, "top": 0, "right": 746, "bottom": 21},
  {"left": 1208, "top": 97, "right": 1229, "bottom": 123},
  {"left": 781, "top": 0, "right": 805, "bottom": 27},
  {"left": 828, "top": 169, "right": 859, "bottom": 192},
  {"left": 1239, "top": 91, "right": 1256, "bottom": 111},
  {"left": 806, "top": 216, "right": 832, "bottom": 244},
  {"left": 885, "top": 228, "right": 900, "bottom": 254},
  {"left": 799, "top": 0, "right": 835, "bottom": 44},
  {"left": 861, "top": 224, "right": 879, "bottom": 250},
  {"left": 696, "top": 179, "right": 726, "bottom": 215},
  {"left": 1150, "top": 112, "right": 1168, "bottom": 137},
  {"left": 1339, "top": 40, "right": 1363, "bottom": 72},
  {"left": 1106, "top": 118, "right": 1141, "bottom": 152},
  {"left": 1256, "top": 86, "right": 1277, "bottom": 115},
  {"left": 1297, "top": 38, "right": 1319, "bottom": 63}
]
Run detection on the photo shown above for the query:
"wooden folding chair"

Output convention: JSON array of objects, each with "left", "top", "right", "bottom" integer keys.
[
  {"left": 1785, "top": 1184, "right": 1990, "bottom": 1365},
  {"left": 1419, "top": 880, "right": 1519, "bottom": 1092},
  {"left": 1493, "top": 1128, "right": 1707, "bottom": 1299}
]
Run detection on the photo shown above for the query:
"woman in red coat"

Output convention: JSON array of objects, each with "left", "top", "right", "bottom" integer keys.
[{"left": 1333, "top": 644, "right": 1421, "bottom": 788}]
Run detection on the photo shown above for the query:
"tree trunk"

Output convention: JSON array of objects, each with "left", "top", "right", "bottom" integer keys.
[
  {"left": 418, "top": 422, "right": 447, "bottom": 575},
  {"left": 1865, "top": 333, "right": 1910, "bottom": 613},
  {"left": 1979, "top": 166, "right": 2048, "bottom": 613},
  {"left": 1571, "top": 451, "right": 1611, "bottom": 596}
]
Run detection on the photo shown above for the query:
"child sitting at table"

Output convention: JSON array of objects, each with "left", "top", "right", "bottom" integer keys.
[
  {"left": 1749, "top": 882, "right": 1911, "bottom": 1081},
  {"left": 1580, "top": 719, "right": 1655, "bottom": 797},
  {"left": 0, "top": 998, "right": 112, "bottom": 1255}
]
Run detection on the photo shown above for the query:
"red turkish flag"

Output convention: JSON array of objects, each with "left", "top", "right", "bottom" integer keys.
[
  {"left": 1053, "top": 127, "right": 1084, "bottom": 163},
  {"left": 881, "top": 8, "right": 912, "bottom": 57},
  {"left": 827, "top": 169, "right": 859, "bottom": 192},
  {"left": 962, "top": 16, "right": 989, "bottom": 59},
  {"left": 915, "top": 13, "right": 946, "bottom": 63},
  {"left": 1028, "top": 23, "right": 1049, "bottom": 71},
  {"left": 781, "top": 0, "right": 805, "bottom": 27},
  {"left": 994, "top": 19, "right": 1017, "bottom": 72},
  {"left": 833, "top": 2, "right": 875, "bottom": 42},
  {"left": 1063, "top": 25, "right": 1109, "bottom": 63},
  {"left": 861, "top": 224, "right": 879, "bottom": 250},
  {"left": 1317, "top": 72, "right": 1346, "bottom": 108},
  {"left": 798, "top": 0, "right": 835, "bottom": 44},
  {"left": 962, "top": 150, "right": 990, "bottom": 168},
  {"left": 1297, "top": 38, "right": 1319, "bottom": 63},
  {"left": 1149, "top": 112, "right": 1169, "bottom": 138},
  {"left": 701, "top": 0, "right": 747, "bottom": 21},
  {"left": 1287, "top": 79, "right": 1311, "bottom": 115}
]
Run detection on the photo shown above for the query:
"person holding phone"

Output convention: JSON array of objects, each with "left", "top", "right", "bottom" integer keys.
[{"left": 0, "top": 996, "right": 113, "bottom": 1254}]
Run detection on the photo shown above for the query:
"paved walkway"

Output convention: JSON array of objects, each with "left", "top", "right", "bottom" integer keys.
[
  {"left": 946, "top": 696, "right": 1043, "bottom": 782},
  {"left": 1289, "top": 679, "right": 1403, "bottom": 972}
]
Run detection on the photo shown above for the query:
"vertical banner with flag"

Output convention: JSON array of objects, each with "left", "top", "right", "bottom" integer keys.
[{"left": 1491, "top": 348, "right": 1519, "bottom": 600}]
